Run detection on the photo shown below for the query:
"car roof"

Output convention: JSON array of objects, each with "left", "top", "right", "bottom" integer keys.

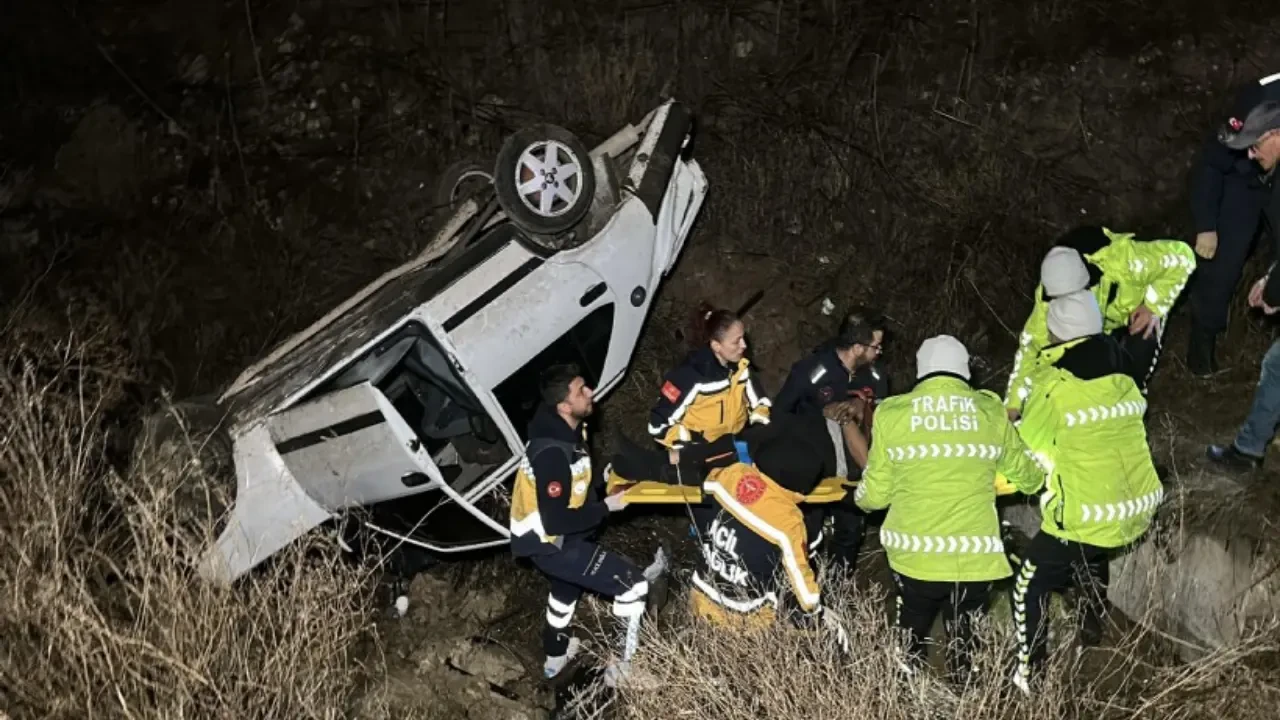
[{"left": 219, "top": 222, "right": 523, "bottom": 426}]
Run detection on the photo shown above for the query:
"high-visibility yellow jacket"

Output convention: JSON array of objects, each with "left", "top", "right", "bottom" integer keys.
[
  {"left": 1016, "top": 335, "right": 1164, "bottom": 548},
  {"left": 1004, "top": 229, "right": 1195, "bottom": 411},
  {"left": 855, "top": 374, "right": 1045, "bottom": 582},
  {"left": 648, "top": 347, "right": 771, "bottom": 450}
]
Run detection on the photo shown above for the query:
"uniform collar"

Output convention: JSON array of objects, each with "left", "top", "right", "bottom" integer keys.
[{"left": 914, "top": 373, "right": 971, "bottom": 391}]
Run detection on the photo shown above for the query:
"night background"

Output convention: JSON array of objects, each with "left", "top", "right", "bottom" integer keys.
[{"left": 3, "top": 1, "right": 1280, "bottom": 718}]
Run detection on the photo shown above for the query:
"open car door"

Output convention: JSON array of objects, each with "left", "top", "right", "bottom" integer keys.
[{"left": 266, "top": 314, "right": 525, "bottom": 555}]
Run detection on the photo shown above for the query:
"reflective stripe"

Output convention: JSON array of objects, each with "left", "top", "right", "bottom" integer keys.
[
  {"left": 703, "top": 481, "right": 821, "bottom": 609},
  {"left": 825, "top": 418, "right": 848, "bottom": 479},
  {"left": 884, "top": 443, "right": 1004, "bottom": 461},
  {"left": 1260, "top": 72, "right": 1280, "bottom": 85},
  {"left": 741, "top": 366, "right": 770, "bottom": 410},
  {"left": 1062, "top": 399, "right": 1146, "bottom": 427},
  {"left": 1146, "top": 251, "right": 1195, "bottom": 316},
  {"left": 548, "top": 595, "right": 576, "bottom": 614},
  {"left": 546, "top": 610, "right": 573, "bottom": 629},
  {"left": 1078, "top": 487, "right": 1164, "bottom": 523},
  {"left": 648, "top": 377, "right": 731, "bottom": 438},
  {"left": 691, "top": 572, "right": 776, "bottom": 613},
  {"left": 879, "top": 530, "right": 1004, "bottom": 554}
]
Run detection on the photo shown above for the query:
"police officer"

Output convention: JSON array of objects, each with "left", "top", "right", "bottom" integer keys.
[
  {"left": 691, "top": 413, "right": 850, "bottom": 653},
  {"left": 508, "top": 364, "right": 667, "bottom": 688},
  {"left": 1204, "top": 100, "right": 1280, "bottom": 469},
  {"left": 1009, "top": 292, "right": 1164, "bottom": 696},
  {"left": 855, "top": 335, "right": 1044, "bottom": 683},
  {"left": 1005, "top": 226, "right": 1195, "bottom": 418},
  {"left": 1187, "top": 72, "right": 1280, "bottom": 377},
  {"left": 773, "top": 307, "right": 889, "bottom": 572}
]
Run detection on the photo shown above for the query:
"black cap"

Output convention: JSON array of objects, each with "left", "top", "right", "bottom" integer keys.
[{"left": 1219, "top": 101, "right": 1280, "bottom": 150}]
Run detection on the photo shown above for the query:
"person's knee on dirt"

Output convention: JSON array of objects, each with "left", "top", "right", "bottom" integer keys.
[
  {"left": 507, "top": 364, "right": 666, "bottom": 682},
  {"left": 1204, "top": 104, "right": 1280, "bottom": 469},
  {"left": 1009, "top": 292, "right": 1164, "bottom": 696},
  {"left": 773, "top": 306, "right": 890, "bottom": 570},
  {"left": 854, "top": 334, "right": 1045, "bottom": 682},
  {"left": 1187, "top": 73, "right": 1280, "bottom": 377},
  {"left": 648, "top": 306, "right": 773, "bottom": 534},
  {"left": 1004, "top": 226, "right": 1195, "bottom": 419},
  {"left": 689, "top": 425, "right": 851, "bottom": 654}
]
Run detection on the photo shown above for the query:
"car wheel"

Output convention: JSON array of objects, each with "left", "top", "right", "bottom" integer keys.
[
  {"left": 128, "top": 397, "right": 235, "bottom": 557},
  {"left": 433, "top": 159, "right": 494, "bottom": 212},
  {"left": 493, "top": 124, "right": 596, "bottom": 238}
]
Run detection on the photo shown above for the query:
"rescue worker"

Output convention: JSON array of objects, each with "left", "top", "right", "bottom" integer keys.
[
  {"left": 1009, "top": 291, "right": 1164, "bottom": 695},
  {"left": 649, "top": 306, "right": 772, "bottom": 534},
  {"left": 649, "top": 306, "right": 772, "bottom": 466},
  {"left": 690, "top": 412, "right": 850, "bottom": 653},
  {"left": 854, "top": 335, "right": 1045, "bottom": 682},
  {"left": 1004, "top": 225, "right": 1196, "bottom": 418},
  {"left": 1187, "top": 72, "right": 1280, "bottom": 377},
  {"left": 509, "top": 364, "right": 668, "bottom": 688},
  {"left": 772, "top": 306, "right": 889, "bottom": 572},
  {"left": 1204, "top": 99, "right": 1280, "bottom": 468}
]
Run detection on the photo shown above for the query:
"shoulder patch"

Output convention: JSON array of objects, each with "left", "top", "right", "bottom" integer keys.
[
  {"left": 735, "top": 474, "right": 766, "bottom": 505},
  {"left": 661, "top": 381, "right": 682, "bottom": 403},
  {"left": 546, "top": 481, "right": 563, "bottom": 499},
  {"left": 818, "top": 385, "right": 834, "bottom": 403},
  {"left": 808, "top": 364, "right": 828, "bottom": 384}
]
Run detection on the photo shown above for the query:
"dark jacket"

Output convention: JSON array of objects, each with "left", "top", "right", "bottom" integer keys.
[
  {"left": 1191, "top": 75, "right": 1280, "bottom": 234},
  {"left": 508, "top": 404, "right": 607, "bottom": 557},
  {"left": 1261, "top": 177, "right": 1280, "bottom": 307}
]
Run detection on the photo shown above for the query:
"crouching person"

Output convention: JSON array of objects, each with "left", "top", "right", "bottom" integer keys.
[
  {"left": 509, "top": 365, "right": 668, "bottom": 688},
  {"left": 1009, "top": 292, "right": 1164, "bottom": 695},
  {"left": 855, "top": 335, "right": 1045, "bottom": 683},
  {"left": 691, "top": 419, "right": 851, "bottom": 652}
]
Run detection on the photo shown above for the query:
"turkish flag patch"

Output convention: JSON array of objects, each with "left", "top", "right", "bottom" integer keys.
[
  {"left": 818, "top": 386, "right": 833, "bottom": 403},
  {"left": 1229, "top": 116, "right": 1244, "bottom": 131},
  {"left": 735, "top": 474, "right": 766, "bottom": 505},
  {"left": 547, "top": 481, "right": 563, "bottom": 498},
  {"left": 661, "top": 381, "right": 682, "bottom": 403}
]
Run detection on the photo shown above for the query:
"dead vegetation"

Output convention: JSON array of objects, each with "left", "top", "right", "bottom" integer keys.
[
  {"left": 0, "top": 303, "right": 385, "bottom": 719},
  {"left": 561, "top": 541, "right": 1280, "bottom": 720}
]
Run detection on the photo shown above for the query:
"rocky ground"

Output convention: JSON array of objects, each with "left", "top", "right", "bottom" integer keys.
[{"left": 5, "top": 0, "right": 1280, "bottom": 717}]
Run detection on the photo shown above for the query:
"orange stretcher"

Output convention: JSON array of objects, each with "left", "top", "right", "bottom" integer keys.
[{"left": 609, "top": 471, "right": 1022, "bottom": 506}]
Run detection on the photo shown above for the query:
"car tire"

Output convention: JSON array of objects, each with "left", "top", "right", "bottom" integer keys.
[
  {"left": 493, "top": 124, "right": 596, "bottom": 238},
  {"left": 433, "top": 159, "right": 494, "bottom": 213},
  {"left": 128, "top": 397, "right": 236, "bottom": 557}
]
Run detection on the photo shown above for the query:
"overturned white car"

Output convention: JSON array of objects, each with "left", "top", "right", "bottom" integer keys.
[{"left": 140, "top": 100, "right": 707, "bottom": 584}]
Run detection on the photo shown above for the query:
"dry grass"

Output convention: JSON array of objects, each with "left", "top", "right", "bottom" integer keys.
[
  {"left": 0, "top": 303, "right": 388, "bottom": 719},
  {"left": 557, "top": 549, "right": 1280, "bottom": 720}
]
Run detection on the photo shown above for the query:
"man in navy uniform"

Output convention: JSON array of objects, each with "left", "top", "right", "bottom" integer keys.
[
  {"left": 1186, "top": 72, "right": 1280, "bottom": 377},
  {"left": 773, "top": 307, "right": 890, "bottom": 573}
]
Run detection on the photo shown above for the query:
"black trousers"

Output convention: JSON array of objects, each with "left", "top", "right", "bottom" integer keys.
[
  {"left": 1011, "top": 531, "right": 1110, "bottom": 684},
  {"left": 1112, "top": 327, "right": 1162, "bottom": 394},
  {"left": 825, "top": 501, "right": 866, "bottom": 573},
  {"left": 530, "top": 540, "right": 647, "bottom": 658},
  {"left": 1189, "top": 177, "right": 1270, "bottom": 335},
  {"left": 891, "top": 572, "right": 990, "bottom": 681}
]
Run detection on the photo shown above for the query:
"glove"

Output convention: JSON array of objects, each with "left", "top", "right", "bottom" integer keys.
[
  {"left": 1194, "top": 231, "right": 1218, "bottom": 260},
  {"left": 605, "top": 491, "right": 628, "bottom": 512}
]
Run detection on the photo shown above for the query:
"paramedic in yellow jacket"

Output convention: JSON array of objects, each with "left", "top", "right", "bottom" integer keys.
[
  {"left": 649, "top": 306, "right": 772, "bottom": 468},
  {"left": 508, "top": 364, "right": 668, "bottom": 689},
  {"left": 691, "top": 413, "right": 850, "bottom": 653},
  {"left": 854, "top": 335, "right": 1045, "bottom": 682},
  {"left": 1009, "top": 291, "right": 1164, "bottom": 696},
  {"left": 1004, "top": 226, "right": 1196, "bottom": 418}
]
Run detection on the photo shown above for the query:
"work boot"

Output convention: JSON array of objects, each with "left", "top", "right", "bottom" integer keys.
[
  {"left": 1205, "top": 443, "right": 1263, "bottom": 471},
  {"left": 1186, "top": 327, "right": 1220, "bottom": 377}
]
